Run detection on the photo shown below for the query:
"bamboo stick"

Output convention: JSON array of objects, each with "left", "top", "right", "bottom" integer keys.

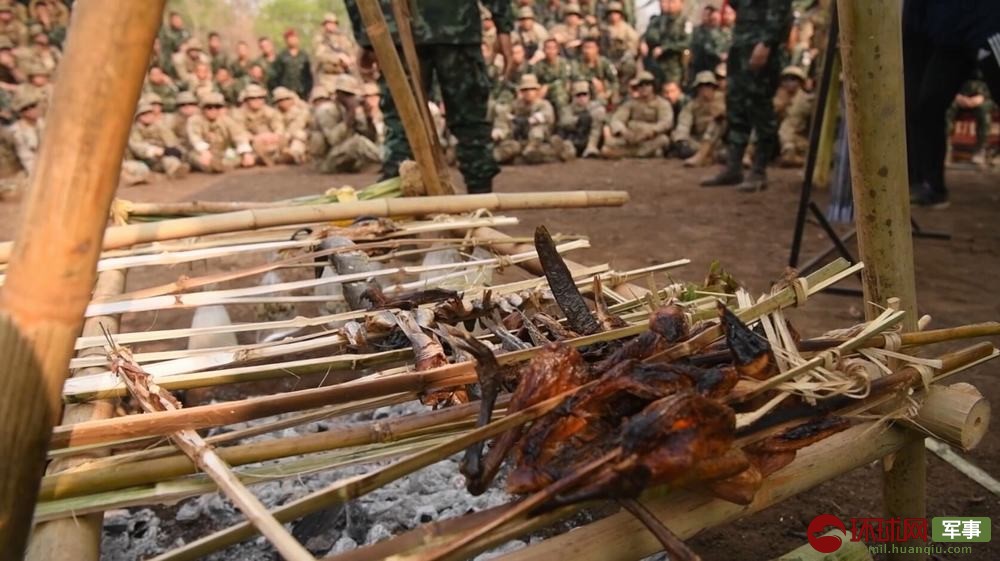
[
  {"left": 924, "top": 438, "right": 1000, "bottom": 497},
  {"left": 0, "top": 192, "right": 626, "bottom": 263},
  {"left": 908, "top": 383, "right": 990, "bottom": 451},
  {"left": 837, "top": 2, "right": 923, "bottom": 557},
  {"left": 110, "top": 345, "right": 315, "bottom": 561},
  {"left": 357, "top": 0, "right": 449, "bottom": 195},
  {"left": 0, "top": 1, "right": 163, "bottom": 557},
  {"left": 25, "top": 270, "right": 126, "bottom": 561}
]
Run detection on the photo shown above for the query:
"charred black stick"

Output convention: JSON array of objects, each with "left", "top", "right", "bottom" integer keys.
[
  {"left": 535, "top": 225, "right": 602, "bottom": 336},
  {"left": 618, "top": 498, "right": 702, "bottom": 561},
  {"left": 455, "top": 334, "right": 506, "bottom": 490}
]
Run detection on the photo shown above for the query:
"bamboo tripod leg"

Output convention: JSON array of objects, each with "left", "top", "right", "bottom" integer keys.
[
  {"left": 836, "top": 2, "right": 924, "bottom": 560},
  {"left": 25, "top": 270, "right": 126, "bottom": 561},
  {"left": 357, "top": 0, "right": 449, "bottom": 195},
  {"left": 0, "top": 1, "right": 164, "bottom": 557}
]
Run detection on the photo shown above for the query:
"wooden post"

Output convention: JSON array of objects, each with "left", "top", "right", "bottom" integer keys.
[
  {"left": 25, "top": 270, "right": 126, "bottom": 561},
  {"left": 0, "top": 1, "right": 164, "bottom": 557},
  {"left": 836, "top": 2, "right": 924, "bottom": 560},
  {"left": 357, "top": 0, "right": 450, "bottom": 195}
]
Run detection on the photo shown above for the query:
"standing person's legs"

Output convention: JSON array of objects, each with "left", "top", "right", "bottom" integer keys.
[
  {"left": 432, "top": 44, "right": 500, "bottom": 193},
  {"left": 701, "top": 44, "right": 750, "bottom": 187},
  {"left": 378, "top": 45, "right": 435, "bottom": 179},
  {"left": 739, "top": 49, "right": 783, "bottom": 192},
  {"left": 903, "top": 21, "right": 932, "bottom": 186},
  {"left": 912, "top": 46, "right": 974, "bottom": 205}
]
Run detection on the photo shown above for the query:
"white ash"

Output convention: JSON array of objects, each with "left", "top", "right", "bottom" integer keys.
[{"left": 100, "top": 401, "right": 513, "bottom": 560}]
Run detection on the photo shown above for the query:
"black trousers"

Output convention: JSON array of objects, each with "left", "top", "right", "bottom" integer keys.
[{"left": 905, "top": 28, "right": 1000, "bottom": 196}]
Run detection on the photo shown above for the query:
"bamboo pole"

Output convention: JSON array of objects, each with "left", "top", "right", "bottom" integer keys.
[
  {"left": 770, "top": 530, "right": 873, "bottom": 561},
  {"left": 837, "top": 2, "right": 923, "bottom": 558},
  {"left": 25, "top": 270, "right": 126, "bottom": 561},
  {"left": 357, "top": 0, "right": 450, "bottom": 195},
  {"left": 0, "top": 191, "right": 628, "bottom": 263},
  {"left": 0, "top": 1, "right": 164, "bottom": 557}
]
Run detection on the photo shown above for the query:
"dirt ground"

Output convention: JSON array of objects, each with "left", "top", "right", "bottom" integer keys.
[{"left": 3, "top": 159, "right": 997, "bottom": 560}]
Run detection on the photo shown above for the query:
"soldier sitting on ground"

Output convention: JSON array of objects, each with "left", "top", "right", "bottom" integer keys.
[
  {"left": 531, "top": 38, "right": 573, "bottom": 115},
  {"left": 233, "top": 83, "right": 286, "bottom": 166},
  {"left": 361, "top": 82, "right": 384, "bottom": 146},
  {"left": 492, "top": 73, "right": 574, "bottom": 165},
  {"left": 186, "top": 91, "right": 255, "bottom": 173},
  {"left": 129, "top": 99, "right": 189, "bottom": 179},
  {"left": 311, "top": 76, "right": 381, "bottom": 174},
  {"left": 10, "top": 89, "right": 43, "bottom": 175},
  {"left": 513, "top": 7, "right": 549, "bottom": 64},
  {"left": 16, "top": 61, "right": 51, "bottom": 114},
  {"left": 558, "top": 79, "right": 606, "bottom": 158},
  {"left": 144, "top": 64, "right": 179, "bottom": 112},
  {"left": 167, "top": 90, "right": 199, "bottom": 154},
  {"left": 672, "top": 70, "right": 726, "bottom": 167},
  {"left": 602, "top": 71, "right": 673, "bottom": 159},
  {"left": 272, "top": 86, "right": 309, "bottom": 164},
  {"left": 773, "top": 65, "right": 806, "bottom": 122},
  {"left": 572, "top": 38, "right": 618, "bottom": 106},
  {"left": 777, "top": 69, "right": 814, "bottom": 168}
]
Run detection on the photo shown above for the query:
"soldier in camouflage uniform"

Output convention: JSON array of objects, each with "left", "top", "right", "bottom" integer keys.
[
  {"left": 688, "top": 5, "right": 727, "bottom": 84},
  {"left": 642, "top": 0, "right": 689, "bottom": 86},
  {"left": 16, "top": 61, "right": 51, "bottom": 114},
  {"left": 186, "top": 92, "right": 255, "bottom": 173},
  {"left": 174, "top": 39, "right": 211, "bottom": 87},
  {"left": 572, "top": 38, "right": 618, "bottom": 105},
  {"left": 215, "top": 66, "right": 242, "bottom": 106},
  {"left": 492, "top": 42, "right": 529, "bottom": 108},
  {"left": 601, "top": 2, "right": 641, "bottom": 92},
  {"left": 144, "top": 65, "right": 180, "bottom": 113},
  {"left": 312, "top": 76, "right": 381, "bottom": 173},
  {"left": 603, "top": 71, "right": 673, "bottom": 158},
  {"left": 273, "top": 86, "right": 310, "bottom": 164},
  {"left": 702, "top": 0, "right": 792, "bottom": 192},
  {"left": 313, "top": 12, "right": 357, "bottom": 72},
  {"left": 550, "top": 3, "right": 596, "bottom": 61},
  {"left": 672, "top": 71, "right": 726, "bottom": 166},
  {"left": 492, "top": 74, "right": 574, "bottom": 164},
  {"left": 269, "top": 29, "right": 313, "bottom": 100},
  {"left": 232, "top": 41, "right": 253, "bottom": 79},
  {"left": 513, "top": 7, "right": 549, "bottom": 64},
  {"left": 18, "top": 24, "right": 60, "bottom": 75},
  {"left": 314, "top": 50, "right": 348, "bottom": 95},
  {"left": 531, "top": 39, "right": 573, "bottom": 116},
  {"left": 207, "top": 32, "right": 232, "bottom": 75},
  {"left": 777, "top": 80, "right": 813, "bottom": 167},
  {"left": 535, "top": 0, "right": 566, "bottom": 28},
  {"left": 158, "top": 11, "right": 190, "bottom": 60},
  {"left": 9, "top": 88, "right": 42, "bottom": 173},
  {"left": 167, "top": 91, "right": 199, "bottom": 153},
  {"left": 233, "top": 83, "right": 286, "bottom": 166},
  {"left": 129, "top": 100, "right": 189, "bottom": 179},
  {"left": 361, "top": 82, "right": 385, "bottom": 147},
  {"left": 253, "top": 37, "right": 278, "bottom": 86},
  {"left": 346, "top": 0, "right": 514, "bottom": 194},
  {"left": 0, "top": 2, "right": 28, "bottom": 47},
  {"left": 185, "top": 60, "right": 217, "bottom": 101},
  {"left": 773, "top": 65, "right": 806, "bottom": 122},
  {"left": 558, "top": 80, "right": 606, "bottom": 157}
]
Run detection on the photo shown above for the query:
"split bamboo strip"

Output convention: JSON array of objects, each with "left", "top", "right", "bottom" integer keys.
[
  {"left": 40, "top": 397, "right": 503, "bottom": 501},
  {"left": 0, "top": 191, "right": 626, "bottom": 264},
  {"left": 771, "top": 530, "right": 872, "bottom": 561},
  {"left": 0, "top": 1, "right": 163, "bottom": 557},
  {"left": 83, "top": 240, "right": 590, "bottom": 317},
  {"left": 25, "top": 270, "right": 126, "bottom": 561},
  {"left": 924, "top": 438, "right": 1000, "bottom": 497},
  {"left": 838, "top": 3, "right": 923, "bottom": 556}
]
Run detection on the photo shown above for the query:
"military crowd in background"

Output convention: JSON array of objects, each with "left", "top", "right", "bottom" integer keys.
[{"left": 0, "top": 0, "right": 992, "bottom": 192}]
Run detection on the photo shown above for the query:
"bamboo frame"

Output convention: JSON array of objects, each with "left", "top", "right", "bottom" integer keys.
[
  {"left": 0, "top": 2, "right": 164, "bottom": 557},
  {"left": 837, "top": 2, "right": 924, "bottom": 559},
  {"left": 0, "top": 191, "right": 627, "bottom": 263}
]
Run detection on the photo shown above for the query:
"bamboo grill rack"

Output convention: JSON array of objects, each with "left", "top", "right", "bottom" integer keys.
[
  {"left": 0, "top": 1, "right": 994, "bottom": 561},
  {"left": 14, "top": 204, "right": 999, "bottom": 561}
]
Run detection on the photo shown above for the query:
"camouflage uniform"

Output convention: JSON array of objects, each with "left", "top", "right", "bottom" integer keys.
[
  {"left": 15, "top": 81, "right": 51, "bottom": 115},
  {"left": 673, "top": 72, "right": 726, "bottom": 162},
  {"left": 209, "top": 49, "right": 232, "bottom": 75},
  {"left": 946, "top": 80, "right": 993, "bottom": 156},
  {"left": 144, "top": 80, "right": 180, "bottom": 112},
  {"left": 273, "top": 86, "right": 310, "bottom": 164},
  {"left": 689, "top": 24, "right": 727, "bottom": 82},
  {"left": 602, "top": 72, "right": 673, "bottom": 158},
  {"left": 550, "top": 20, "right": 597, "bottom": 61},
  {"left": 233, "top": 84, "right": 286, "bottom": 165},
  {"left": 166, "top": 91, "right": 199, "bottom": 152},
  {"left": 311, "top": 78, "right": 381, "bottom": 173},
  {"left": 174, "top": 41, "right": 211, "bottom": 86},
  {"left": 777, "top": 88, "right": 814, "bottom": 166},
  {"left": 0, "top": 16, "right": 28, "bottom": 47},
  {"left": 10, "top": 111, "right": 42, "bottom": 173},
  {"left": 186, "top": 94, "right": 253, "bottom": 173},
  {"left": 723, "top": 0, "right": 793, "bottom": 166},
  {"left": 216, "top": 77, "right": 242, "bottom": 106},
  {"left": 558, "top": 81, "right": 606, "bottom": 157},
  {"left": 346, "top": 0, "right": 514, "bottom": 192},
  {"left": 129, "top": 103, "right": 189, "bottom": 178},
  {"left": 571, "top": 55, "right": 618, "bottom": 105},
  {"left": 531, "top": 55, "right": 573, "bottom": 114},
  {"left": 269, "top": 48, "right": 313, "bottom": 100},
  {"left": 493, "top": 76, "right": 573, "bottom": 164},
  {"left": 512, "top": 8, "right": 549, "bottom": 61},
  {"left": 313, "top": 13, "right": 358, "bottom": 67},
  {"left": 643, "top": 10, "right": 688, "bottom": 85},
  {"left": 158, "top": 24, "right": 190, "bottom": 59}
]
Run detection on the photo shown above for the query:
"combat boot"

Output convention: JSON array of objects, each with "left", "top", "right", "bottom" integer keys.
[
  {"left": 738, "top": 141, "right": 771, "bottom": 192},
  {"left": 700, "top": 144, "right": 744, "bottom": 187}
]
